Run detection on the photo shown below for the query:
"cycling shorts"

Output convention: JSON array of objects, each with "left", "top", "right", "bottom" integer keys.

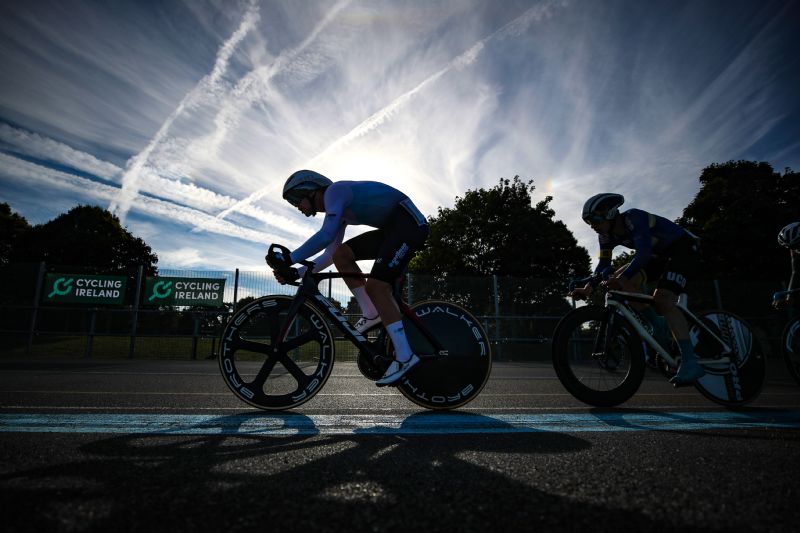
[
  {"left": 343, "top": 200, "right": 429, "bottom": 283},
  {"left": 641, "top": 235, "right": 699, "bottom": 294}
]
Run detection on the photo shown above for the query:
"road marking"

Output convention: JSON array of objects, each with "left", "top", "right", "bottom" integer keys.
[{"left": 2, "top": 411, "right": 799, "bottom": 436}]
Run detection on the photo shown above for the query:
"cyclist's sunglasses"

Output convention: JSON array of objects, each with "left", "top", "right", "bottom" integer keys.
[
  {"left": 583, "top": 214, "right": 606, "bottom": 224},
  {"left": 285, "top": 190, "right": 310, "bottom": 207}
]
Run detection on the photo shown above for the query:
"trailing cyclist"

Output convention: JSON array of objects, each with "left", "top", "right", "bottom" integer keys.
[
  {"left": 571, "top": 193, "right": 704, "bottom": 386},
  {"left": 773, "top": 222, "right": 800, "bottom": 310},
  {"left": 270, "top": 170, "right": 429, "bottom": 386}
]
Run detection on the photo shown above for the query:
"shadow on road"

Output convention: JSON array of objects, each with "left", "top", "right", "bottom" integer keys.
[{"left": 0, "top": 410, "right": 710, "bottom": 532}]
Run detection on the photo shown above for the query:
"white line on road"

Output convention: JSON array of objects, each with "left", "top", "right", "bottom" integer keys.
[{"left": 2, "top": 411, "right": 800, "bottom": 435}]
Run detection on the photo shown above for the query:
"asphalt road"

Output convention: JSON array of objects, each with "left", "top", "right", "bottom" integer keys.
[{"left": 1, "top": 358, "right": 800, "bottom": 532}]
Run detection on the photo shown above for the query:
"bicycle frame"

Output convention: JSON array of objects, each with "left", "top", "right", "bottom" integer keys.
[
  {"left": 277, "top": 269, "right": 446, "bottom": 360},
  {"left": 602, "top": 290, "right": 732, "bottom": 369}
]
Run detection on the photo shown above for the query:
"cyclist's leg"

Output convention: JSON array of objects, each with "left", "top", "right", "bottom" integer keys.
[
  {"left": 652, "top": 238, "right": 704, "bottom": 384},
  {"left": 335, "top": 230, "right": 384, "bottom": 329},
  {"left": 367, "top": 205, "right": 429, "bottom": 385}
]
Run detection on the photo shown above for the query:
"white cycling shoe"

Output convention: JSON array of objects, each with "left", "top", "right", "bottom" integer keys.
[
  {"left": 355, "top": 315, "right": 382, "bottom": 334},
  {"left": 376, "top": 355, "right": 420, "bottom": 387}
]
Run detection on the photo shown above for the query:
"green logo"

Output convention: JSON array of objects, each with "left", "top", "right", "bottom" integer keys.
[
  {"left": 48, "top": 277, "right": 74, "bottom": 298},
  {"left": 148, "top": 280, "right": 173, "bottom": 301}
]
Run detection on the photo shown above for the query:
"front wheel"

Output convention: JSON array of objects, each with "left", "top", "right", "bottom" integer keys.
[
  {"left": 218, "top": 295, "right": 335, "bottom": 410},
  {"left": 390, "top": 300, "right": 493, "bottom": 410},
  {"left": 551, "top": 305, "right": 645, "bottom": 407},
  {"left": 691, "top": 310, "right": 765, "bottom": 407},
  {"left": 781, "top": 316, "right": 800, "bottom": 386}
]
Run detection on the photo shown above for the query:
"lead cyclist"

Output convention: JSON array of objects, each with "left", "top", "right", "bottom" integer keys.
[{"left": 269, "top": 170, "right": 429, "bottom": 386}]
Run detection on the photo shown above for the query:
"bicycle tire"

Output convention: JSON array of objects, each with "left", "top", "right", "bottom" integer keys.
[
  {"left": 691, "top": 310, "right": 765, "bottom": 407},
  {"left": 390, "top": 300, "right": 493, "bottom": 410},
  {"left": 218, "top": 295, "right": 335, "bottom": 410},
  {"left": 781, "top": 316, "right": 800, "bottom": 386},
  {"left": 551, "top": 305, "right": 645, "bottom": 407}
]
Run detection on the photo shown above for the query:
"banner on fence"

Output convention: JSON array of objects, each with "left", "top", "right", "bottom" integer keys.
[
  {"left": 145, "top": 277, "right": 226, "bottom": 307},
  {"left": 43, "top": 273, "right": 127, "bottom": 305}
]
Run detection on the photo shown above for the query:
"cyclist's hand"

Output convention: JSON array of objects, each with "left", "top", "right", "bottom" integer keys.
[
  {"left": 570, "top": 285, "right": 593, "bottom": 300},
  {"left": 272, "top": 267, "right": 299, "bottom": 285},
  {"left": 265, "top": 245, "right": 299, "bottom": 284}
]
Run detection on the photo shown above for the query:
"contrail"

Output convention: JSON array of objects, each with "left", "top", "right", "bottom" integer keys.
[
  {"left": 108, "top": 0, "right": 260, "bottom": 222},
  {"left": 214, "top": 0, "right": 565, "bottom": 221},
  {"left": 191, "top": 0, "right": 353, "bottom": 162}
]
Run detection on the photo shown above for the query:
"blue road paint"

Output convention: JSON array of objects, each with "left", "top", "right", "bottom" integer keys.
[{"left": 2, "top": 411, "right": 800, "bottom": 436}]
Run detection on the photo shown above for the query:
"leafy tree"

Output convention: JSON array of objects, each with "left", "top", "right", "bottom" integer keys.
[
  {"left": 0, "top": 203, "right": 31, "bottom": 266},
  {"left": 11, "top": 205, "right": 158, "bottom": 276},
  {"left": 676, "top": 161, "right": 798, "bottom": 281},
  {"left": 410, "top": 176, "right": 590, "bottom": 315}
]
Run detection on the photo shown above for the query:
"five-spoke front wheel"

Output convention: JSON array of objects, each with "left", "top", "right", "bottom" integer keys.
[{"left": 219, "top": 295, "right": 335, "bottom": 410}]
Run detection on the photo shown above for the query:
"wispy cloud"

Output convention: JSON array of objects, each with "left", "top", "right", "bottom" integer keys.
[
  {"left": 2, "top": 0, "right": 798, "bottom": 272},
  {"left": 0, "top": 153, "right": 285, "bottom": 245},
  {"left": 214, "top": 0, "right": 567, "bottom": 222},
  {"left": 0, "top": 123, "right": 120, "bottom": 182},
  {"left": 108, "top": 0, "right": 261, "bottom": 222}
]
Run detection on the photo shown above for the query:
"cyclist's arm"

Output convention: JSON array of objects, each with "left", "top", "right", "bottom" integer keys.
[
  {"left": 289, "top": 186, "right": 350, "bottom": 264},
  {"left": 303, "top": 224, "right": 346, "bottom": 274},
  {"left": 620, "top": 211, "right": 652, "bottom": 280},
  {"left": 590, "top": 235, "right": 614, "bottom": 287}
]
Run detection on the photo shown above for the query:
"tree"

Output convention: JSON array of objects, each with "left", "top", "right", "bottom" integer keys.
[
  {"left": 11, "top": 205, "right": 158, "bottom": 276},
  {"left": 676, "top": 161, "right": 799, "bottom": 281},
  {"left": 0, "top": 203, "right": 31, "bottom": 267},
  {"left": 410, "top": 176, "right": 590, "bottom": 315}
]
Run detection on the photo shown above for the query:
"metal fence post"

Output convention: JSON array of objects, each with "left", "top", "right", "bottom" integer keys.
[
  {"left": 26, "top": 261, "right": 46, "bottom": 356},
  {"left": 493, "top": 274, "right": 502, "bottom": 360},
  {"left": 128, "top": 265, "right": 143, "bottom": 359},
  {"left": 232, "top": 268, "right": 239, "bottom": 310}
]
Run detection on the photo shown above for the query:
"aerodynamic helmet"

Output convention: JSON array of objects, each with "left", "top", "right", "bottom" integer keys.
[
  {"left": 282, "top": 170, "right": 333, "bottom": 207},
  {"left": 582, "top": 193, "right": 625, "bottom": 223}
]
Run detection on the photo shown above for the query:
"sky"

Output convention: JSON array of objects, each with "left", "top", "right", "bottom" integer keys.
[{"left": 1, "top": 0, "right": 799, "bottom": 273}]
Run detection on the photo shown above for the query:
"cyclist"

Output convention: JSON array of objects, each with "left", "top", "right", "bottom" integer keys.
[
  {"left": 774, "top": 222, "right": 800, "bottom": 310},
  {"left": 571, "top": 193, "right": 704, "bottom": 385},
  {"left": 269, "top": 169, "right": 429, "bottom": 386}
]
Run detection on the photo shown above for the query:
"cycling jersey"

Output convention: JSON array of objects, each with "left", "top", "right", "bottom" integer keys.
[
  {"left": 289, "top": 181, "right": 427, "bottom": 275},
  {"left": 594, "top": 208, "right": 692, "bottom": 280}
]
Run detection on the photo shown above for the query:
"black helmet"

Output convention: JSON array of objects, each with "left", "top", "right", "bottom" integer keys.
[
  {"left": 283, "top": 170, "right": 333, "bottom": 206},
  {"left": 582, "top": 193, "right": 624, "bottom": 223},
  {"left": 778, "top": 222, "right": 800, "bottom": 250}
]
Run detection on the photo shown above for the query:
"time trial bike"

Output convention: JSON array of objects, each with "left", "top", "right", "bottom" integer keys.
[
  {"left": 774, "top": 289, "right": 800, "bottom": 386},
  {"left": 218, "top": 244, "right": 492, "bottom": 410},
  {"left": 552, "top": 274, "right": 765, "bottom": 407}
]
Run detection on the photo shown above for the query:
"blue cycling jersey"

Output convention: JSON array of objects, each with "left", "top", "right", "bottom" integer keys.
[
  {"left": 289, "top": 180, "right": 423, "bottom": 269},
  {"left": 594, "top": 208, "right": 691, "bottom": 279}
]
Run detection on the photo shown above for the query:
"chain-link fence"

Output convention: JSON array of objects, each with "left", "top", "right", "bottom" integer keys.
[{"left": 0, "top": 262, "right": 795, "bottom": 361}]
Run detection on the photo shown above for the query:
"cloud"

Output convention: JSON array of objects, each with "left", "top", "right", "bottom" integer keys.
[
  {"left": 0, "top": 123, "right": 121, "bottom": 182},
  {"left": 0, "top": 153, "right": 286, "bottom": 245},
  {"left": 108, "top": 0, "right": 261, "bottom": 222},
  {"left": 2, "top": 0, "right": 798, "bottom": 274},
  {"left": 214, "top": 0, "right": 568, "bottom": 221}
]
